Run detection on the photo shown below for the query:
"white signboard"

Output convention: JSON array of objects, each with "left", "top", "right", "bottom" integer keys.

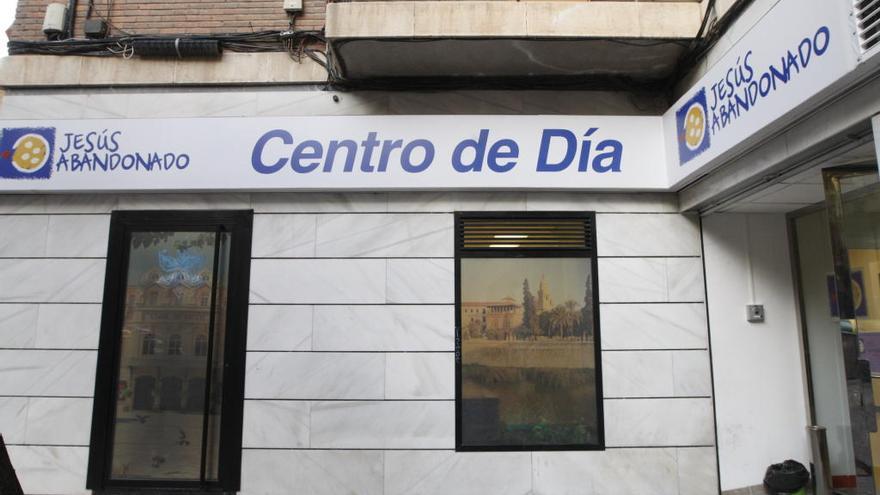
[
  {"left": 664, "top": 0, "right": 858, "bottom": 188},
  {"left": 0, "top": 115, "right": 667, "bottom": 192}
]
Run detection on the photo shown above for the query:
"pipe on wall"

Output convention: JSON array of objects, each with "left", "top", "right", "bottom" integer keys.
[{"left": 64, "top": 0, "right": 77, "bottom": 39}]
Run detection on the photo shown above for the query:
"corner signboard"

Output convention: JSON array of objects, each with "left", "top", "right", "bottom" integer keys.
[{"left": 664, "top": 0, "right": 859, "bottom": 188}]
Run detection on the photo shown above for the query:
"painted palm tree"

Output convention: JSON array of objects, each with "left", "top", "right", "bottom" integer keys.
[
  {"left": 545, "top": 301, "right": 583, "bottom": 338},
  {"left": 548, "top": 303, "right": 581, "bottom": 338}
]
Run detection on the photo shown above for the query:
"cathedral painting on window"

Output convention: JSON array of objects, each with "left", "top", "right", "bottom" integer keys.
[{"left": 459, "top": 257, "right": 600, "bottom": 449}]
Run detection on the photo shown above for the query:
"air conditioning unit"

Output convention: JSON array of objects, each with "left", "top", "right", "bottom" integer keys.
[{"left": 854, "top": 0, "right": 880, "bottom": 58}]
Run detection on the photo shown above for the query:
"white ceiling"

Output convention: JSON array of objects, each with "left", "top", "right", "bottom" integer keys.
[{"left": 715, "top": 141, "right": 878, "bottom": 214}]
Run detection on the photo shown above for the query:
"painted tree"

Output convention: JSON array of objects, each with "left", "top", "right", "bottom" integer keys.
[
  {"left": 521, "top": 279, "right": 540, "bottom": 340},
  {"left": 549, "top": 301, "right": 581, "bottom": 338},
  {"left": 564, "top": 300, "right": 581, "bottom": 338},
  {"left": 538, "top": 311, "right": 552, "bottom": 338},
  {"left": 464, "top": 319, "right": 482, "bottom": 339},
  {"left": 548, "top": 306, "right": 568, "bottom": 338},
  {"left": 580, "top": 275, "right": 594, "bottom": 340}
]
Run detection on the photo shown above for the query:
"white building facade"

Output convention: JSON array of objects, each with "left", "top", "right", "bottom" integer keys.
[{"left": 0, "top": 0, "right": 878, "bottom": 494}]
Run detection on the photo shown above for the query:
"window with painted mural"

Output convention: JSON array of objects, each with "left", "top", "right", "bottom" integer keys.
[
  {"left": 87, "top": 211, "right": 251, "bottom": 492},
  {"left": 456, "top": 213, "right": 603, "bottom": 450}
]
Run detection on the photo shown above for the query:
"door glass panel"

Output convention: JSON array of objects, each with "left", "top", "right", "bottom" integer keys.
[
  {"left": 795, "top": 208, "right": 857, "bottom": 481},
  {"left": 203, "top": 232, "right": 229, "bottom": 481},
  {"left": 794, "top": 167, "right": 880, "bottom": 493},
  {"left": 826, "top": 170, "right": 880, "bottom": 493},
  {"left": 109, "top": 231, "right": 227, "bottom": 481}
]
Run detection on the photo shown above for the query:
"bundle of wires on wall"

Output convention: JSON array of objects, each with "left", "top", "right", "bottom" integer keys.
[
  {"left": 665, "top": 0, "right": 757, "bottom": 97},
  {"left": 7, "top": 29, "right": 327, "bottom": 62},
  {"left": 281, "top": 30, "right": 336, "bottom": 79}
]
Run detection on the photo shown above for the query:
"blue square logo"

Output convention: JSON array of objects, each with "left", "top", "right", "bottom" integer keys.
[
  {"left": 675, "top": 89, "right": 711, "bottom": 165},
  {"left": 0, "top": 127, "right": 56, "bottom": 180}
]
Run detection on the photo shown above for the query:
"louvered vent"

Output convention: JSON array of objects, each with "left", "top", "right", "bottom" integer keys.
[
  {"left": 459, "top": 216, "right": 593, "bottom": 251},
  {"left": 856, "top": 0, "right": 880, "bottom": 53}
]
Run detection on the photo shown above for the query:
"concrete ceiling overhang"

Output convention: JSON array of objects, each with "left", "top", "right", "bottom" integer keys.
[
  {"left": 331, "top": 38, "right": 689, "bottom": 83},
  {"left": 326, "top": 1, "right": 702, "bottom": 84}
]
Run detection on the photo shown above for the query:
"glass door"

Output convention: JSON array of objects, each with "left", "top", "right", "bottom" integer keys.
[
  {"left": 825, "top": 168, "right": 880, "bottom": 494},
  {"left": 793, "top": 166, "right": 880, "bottom": 494}
]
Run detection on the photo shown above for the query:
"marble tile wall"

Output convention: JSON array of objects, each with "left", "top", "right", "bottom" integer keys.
[
  {"left": 0, "top": 192, "right": 717, "bottom": 494},
  {"left": 6, "top": 446, "right": 89, "bottom": 495},
  {"left": 0, "top": 208, "right": 157, "bottom": 495}
]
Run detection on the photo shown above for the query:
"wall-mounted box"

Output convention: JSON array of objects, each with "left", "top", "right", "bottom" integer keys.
[
  {"left": 284, "top": 0, "right": 303, "bottom": 12},
  {"left": 84, "top": 19, "right": 109, "bottom": 39},
  {"left": 42, "top": 3, "right": 67, "bottom": 36}
]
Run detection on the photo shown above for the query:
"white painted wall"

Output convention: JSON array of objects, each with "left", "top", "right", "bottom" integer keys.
[{"left": 703, "top": 213, "right": 812, "bottom": 491}]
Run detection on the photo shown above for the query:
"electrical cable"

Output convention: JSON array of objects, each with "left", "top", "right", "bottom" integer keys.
[
  {"left": 7, "top": 30, "right": 326, "bottom": 56},
  {"left": 691, "top": 0, "right": 718, "bottom": 53},
  {"left": 6, "top": 1, "right": 732, "bottom": 91},
  {"left": 7, "top": 29, "right": 332, "bottom": 80},
  {"left": 663, "top": 0, "right": 717, "bottom": 97},
  {"left": 64, "top": 0, "right": 78, "bottom": 39},
  {"left": 80, "top": 0, "right": 138, "bottom": 37},
  {"left": 131, "top": 38, "right": 222, "bottom": 59},
  {"left": 664, "top": 0, "right": 758, "bottom": 99},
  {"left": 685, "top": 0, "right": 758, "bottom": 67},
  {"left": 6, "top": 27, "right": 690, "bottom": 91}
]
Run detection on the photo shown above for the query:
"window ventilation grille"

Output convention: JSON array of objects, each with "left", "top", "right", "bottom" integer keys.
[
  {"left": 856, "top": 0, "right": 880, "bottom": 53},
  {"left": 459, "top": 217, "right": 592, "bottom": 250}
]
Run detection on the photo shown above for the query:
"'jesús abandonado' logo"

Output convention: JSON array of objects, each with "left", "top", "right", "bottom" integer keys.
[
  {"left": 0, "top": 127, "right": 55, "bottom": 179},
  {"left": 675, "top": 89, "right": 711, "bottom": 166}
]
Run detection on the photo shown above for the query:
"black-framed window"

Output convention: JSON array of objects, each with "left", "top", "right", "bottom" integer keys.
[
  {"left": 87, "top": 210, "right": 253, "bottom": 493},
  {"left": 455, "top": 212, "right": 604, "bottom": 451}
]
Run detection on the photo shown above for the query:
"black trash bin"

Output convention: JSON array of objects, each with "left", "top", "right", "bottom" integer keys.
[{"left": 764, "top": 460, "right": 810, "bottom": 494}]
